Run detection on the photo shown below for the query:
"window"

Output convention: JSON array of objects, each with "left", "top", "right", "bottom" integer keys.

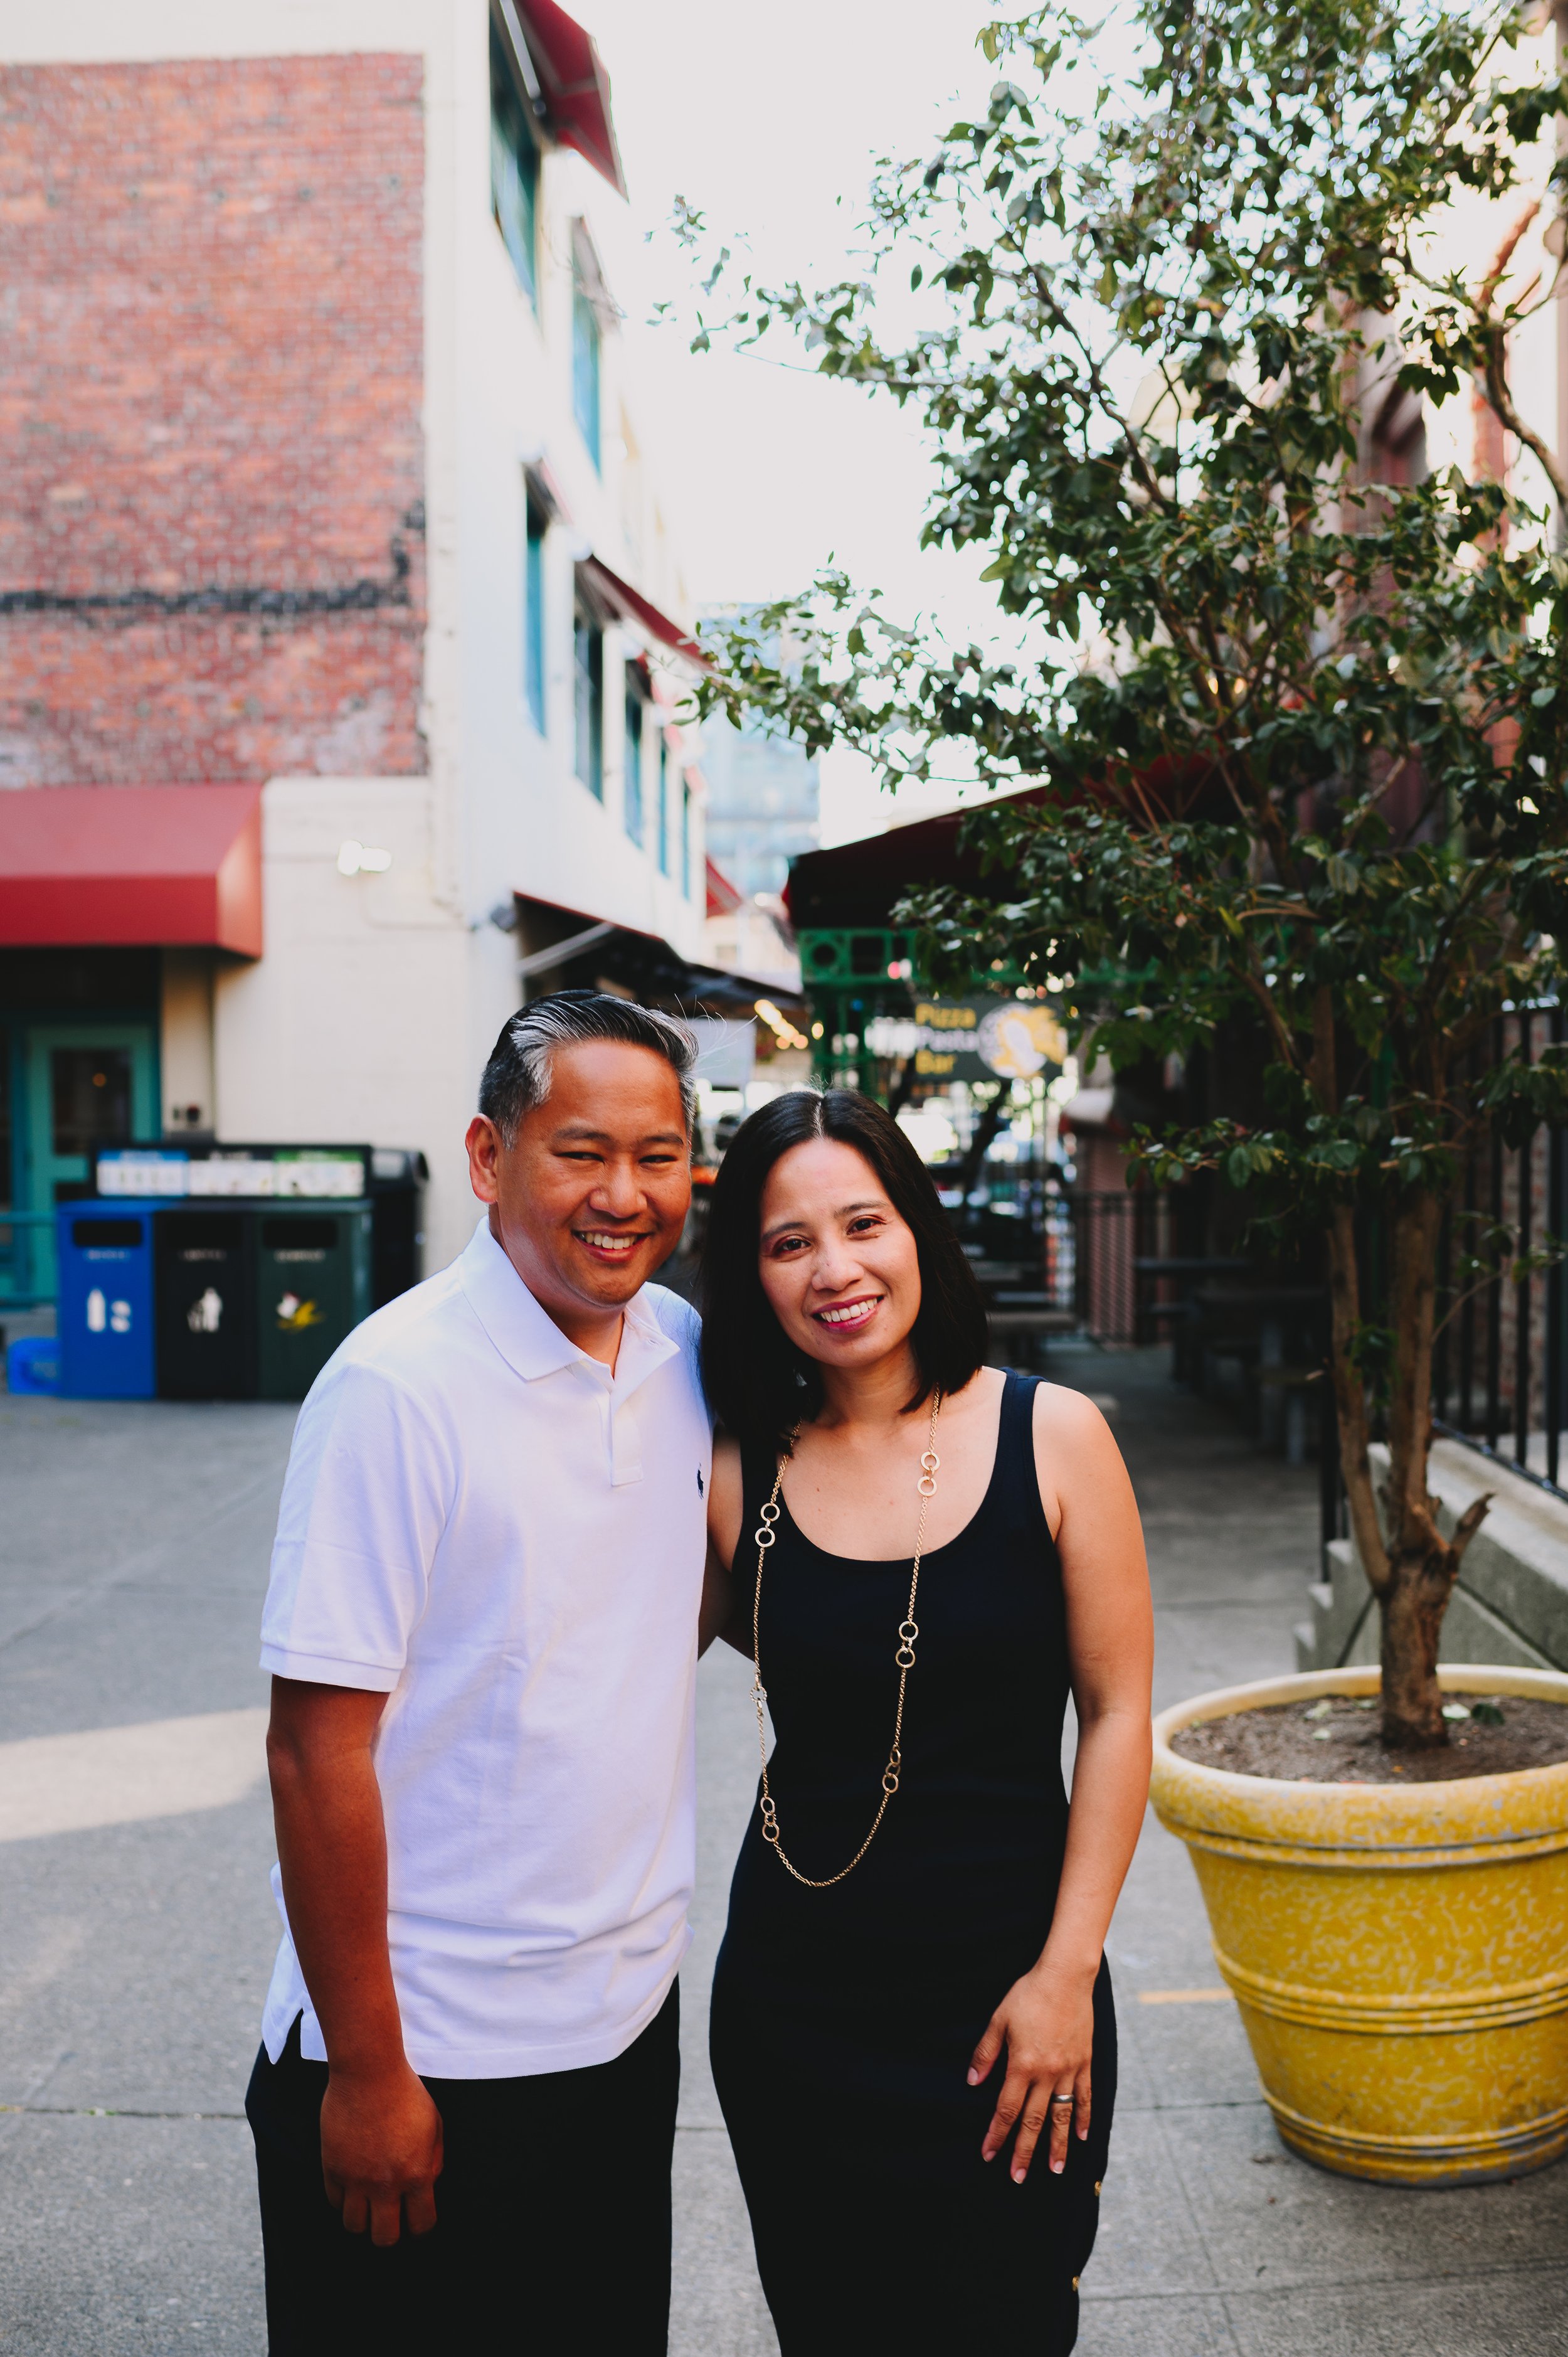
[
  {"left": 573, "top": 261, "right": 601, "bottom": 470},
  {"left": 682, "top": 777, "right": 693, "bottom": 898},
  {"left": 52, "top": 1046, "right": 134, "bottom": 1159},
  {"left": 623, "top": 674, "right": 644, "bottom": 846},
  {"left": 524, "top": 497, "right": 546, "bottom": 734},
  {"left": 490, "top": 22, "right": 539, "bottom": 305},
  {"left": 574, "top": 608, "right": 603, "bottom": 797},
  {"left": 656, "top": 730, "right": 670, "bottom": 877}
]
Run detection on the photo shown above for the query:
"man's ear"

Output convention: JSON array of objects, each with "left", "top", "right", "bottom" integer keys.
[{"left": 465, "top": 1115, "right": 504, "bottom": 1205}]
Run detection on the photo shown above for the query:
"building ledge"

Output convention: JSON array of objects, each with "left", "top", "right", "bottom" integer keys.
[{"left": 1297, "top": 1438, "right": 1568, "bottom": 1675}]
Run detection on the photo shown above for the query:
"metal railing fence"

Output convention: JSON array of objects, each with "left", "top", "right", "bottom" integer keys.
[
  {"left": 1431, "top": 1003, "right": 1568, "bottom": 1499},
  {"left": 1322, "top": 998, "right": 1568, "bottom": 1551}
]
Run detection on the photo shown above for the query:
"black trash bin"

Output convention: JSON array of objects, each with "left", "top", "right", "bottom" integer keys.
[
  {"left": 255, "top": 1201, "right": 374, "bottom": 1401},
  {"left": 367, "top": 1149, "right": 429, "bottom": 1308},
  {"left": 154, "top": 1208, "right": 258, "bottom": 1399}
]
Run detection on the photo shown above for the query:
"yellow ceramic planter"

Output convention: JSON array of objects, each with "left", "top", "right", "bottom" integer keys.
[{"left": 1149, "top": 1663, "right": 1568, "bottom": 2185}]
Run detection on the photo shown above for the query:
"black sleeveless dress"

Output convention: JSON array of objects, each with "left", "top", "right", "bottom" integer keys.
[{"left": 709, "top": 1372, "right": 1115, "bottom": 2354}]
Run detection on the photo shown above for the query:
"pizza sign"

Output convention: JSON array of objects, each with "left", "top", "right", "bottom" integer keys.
[{"left": 862, "top": 998, "right": 1066, "bottom": 1081}]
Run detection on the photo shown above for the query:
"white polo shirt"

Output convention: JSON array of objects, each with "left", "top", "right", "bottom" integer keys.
[{"left": 258, "top": 1215, "right": 711, "bottom": 2080}]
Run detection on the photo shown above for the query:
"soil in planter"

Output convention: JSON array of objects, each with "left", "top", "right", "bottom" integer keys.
[{"left": 1170, "top": 1695, "right": 1568, "bottom": 1784}]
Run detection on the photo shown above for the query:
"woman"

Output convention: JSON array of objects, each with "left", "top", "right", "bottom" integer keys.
[{"left": 698, "top": 1089, "right": 1153, "bottom": 2354}]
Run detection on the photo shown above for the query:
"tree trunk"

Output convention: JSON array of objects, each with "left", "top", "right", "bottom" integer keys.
[
  {"left": 1378, "top": 1531, "right": 1458, "bottom": 1747},
  {"left": 1339, "top": 1178, "right": 1490, "bottom": 1753},
  {"left": 1323, "top": 1204, "right": 1388, "bottom": 1595},
  {"left": 1379, "top": 1190, "right": 1453, "bottom": 1747}
]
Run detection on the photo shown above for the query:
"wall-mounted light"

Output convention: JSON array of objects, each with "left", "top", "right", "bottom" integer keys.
[{"left": 337, "top": 840, "right": 393, "bottom": 876}]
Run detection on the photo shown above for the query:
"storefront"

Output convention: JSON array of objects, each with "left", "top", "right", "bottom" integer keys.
[
  {"left": 781, "top": 800, "right": 1078, "bottom": 1282},
  {"left": 0, "top": 786, "right": 262, "bottom": 1305}
]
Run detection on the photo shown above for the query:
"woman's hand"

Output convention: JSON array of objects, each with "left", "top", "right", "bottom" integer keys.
[{"left": 968, "top": 1955, "right": 1096, "bottom": 2183}]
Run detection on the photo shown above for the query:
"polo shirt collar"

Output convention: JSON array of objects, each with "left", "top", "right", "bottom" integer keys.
[{"left": 458, "top": 1215, "right": 678, "bottom": 1391}]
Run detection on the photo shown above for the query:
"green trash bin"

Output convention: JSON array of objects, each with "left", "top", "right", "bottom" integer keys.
[{"left": 255, "top": 1201, "right": 373, "bottom": 1402}]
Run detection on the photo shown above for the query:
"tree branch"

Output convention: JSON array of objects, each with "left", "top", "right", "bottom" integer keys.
[{"left": 1475, "top": 198, "right": 1568, "bottom": 514}]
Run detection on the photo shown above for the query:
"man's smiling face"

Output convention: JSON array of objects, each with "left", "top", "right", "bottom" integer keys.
[{"left": 465, "top": 1040, "right": 691, "bottom": 1349}]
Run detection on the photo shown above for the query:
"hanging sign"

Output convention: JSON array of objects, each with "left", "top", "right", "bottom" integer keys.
[{"left": 866, "top": 998, "right": 1067, "bottom": 1082}]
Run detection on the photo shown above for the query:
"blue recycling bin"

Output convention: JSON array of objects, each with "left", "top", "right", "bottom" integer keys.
[{"left": 56, "top": 1199, "right": 172, "bottom": 1399}]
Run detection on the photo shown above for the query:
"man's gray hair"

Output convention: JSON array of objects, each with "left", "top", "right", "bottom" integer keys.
[{"left": 478, "top": 992, "right": 698, "bottom": 1144}]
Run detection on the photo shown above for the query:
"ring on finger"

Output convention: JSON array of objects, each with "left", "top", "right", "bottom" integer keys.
[{"left": 1049, "top": 2094, "right": 1074, "bottom": 2112}]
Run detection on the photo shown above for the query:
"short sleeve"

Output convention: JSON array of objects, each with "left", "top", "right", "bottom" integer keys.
[
  {"left": 649, "top": 1286, "right": 709, "bottom": 1429},
  {"left": 260, "top": 1359, "right": 454, "bottom": 1690}
]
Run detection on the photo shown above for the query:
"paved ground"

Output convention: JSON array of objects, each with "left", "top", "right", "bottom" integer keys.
[{"left": 0, "top": 1352, "right": 1563, "bottom": 2353}]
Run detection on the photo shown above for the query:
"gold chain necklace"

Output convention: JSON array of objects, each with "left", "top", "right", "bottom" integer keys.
[{"left": 750, "top": 1393, "right": 942, "bottom": 1888}]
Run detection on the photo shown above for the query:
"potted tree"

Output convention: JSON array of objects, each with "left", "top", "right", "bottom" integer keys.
[{"left": 695, "top": 0, "right": 1568, "bottom": 2179}]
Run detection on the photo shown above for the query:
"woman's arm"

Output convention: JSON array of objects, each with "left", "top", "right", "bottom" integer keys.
[
  {"left": 968, "top": 1385, "right": 1154, "bottom": 2183},
  {"left": 699, "top": 1433, "right": 750, "bottom": 1656}
]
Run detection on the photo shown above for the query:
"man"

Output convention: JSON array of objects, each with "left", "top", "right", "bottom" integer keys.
[{"left": 245, "top": 992, "right": 708, "bottom": 2353}]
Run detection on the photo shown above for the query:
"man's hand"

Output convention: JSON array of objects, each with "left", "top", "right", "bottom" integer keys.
[{"left": 321, "top": 2059, "right": 444, "bottom": 2244}]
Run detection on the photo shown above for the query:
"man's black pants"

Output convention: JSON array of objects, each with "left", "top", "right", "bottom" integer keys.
[{"left": 246, "top": 1982, "right": 679, "bottom": 2355}]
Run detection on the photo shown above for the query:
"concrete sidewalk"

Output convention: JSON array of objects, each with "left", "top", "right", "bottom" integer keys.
[{"left": 0, "top": 1358, "right": 1563, "bottom": 2353}]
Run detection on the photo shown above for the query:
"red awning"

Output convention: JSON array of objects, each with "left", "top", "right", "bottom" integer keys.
[
  {"left": 705, "top": 856, "right": 743, "bottom": 919},
  {"left": 514, "top": 0, "right": 627, "bottom": 197},
  {"left": 578, "top": 558, "right": 707, "bottom": 668},
  {"left": 0, "top": 784, "right": 263, "bottom": 955}
]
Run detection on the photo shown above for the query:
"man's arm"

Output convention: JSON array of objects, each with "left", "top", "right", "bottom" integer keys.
[{"left": 267, "top": 1677, "right": 443, "bottom": 2244}]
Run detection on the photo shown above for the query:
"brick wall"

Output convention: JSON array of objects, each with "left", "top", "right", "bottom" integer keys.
[{"left": 0, "top": 53, "right": 426, "bottom": 785}]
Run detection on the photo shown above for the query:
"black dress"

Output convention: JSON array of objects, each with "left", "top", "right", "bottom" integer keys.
[{"left": 709, "top": 1371, "right": 1115, "bottom": 2355}]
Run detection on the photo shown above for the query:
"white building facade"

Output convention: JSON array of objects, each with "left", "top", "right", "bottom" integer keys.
[{"left": 0, "top": 0, "right": 709, "bottom": 1288}]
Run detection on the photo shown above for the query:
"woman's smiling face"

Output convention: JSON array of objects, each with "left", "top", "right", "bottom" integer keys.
[{"left": 756, "top": 1137, "right": 923, "bottom": 1373}]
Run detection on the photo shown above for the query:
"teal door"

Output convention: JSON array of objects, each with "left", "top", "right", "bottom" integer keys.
[{"left": 23, "top": 1024, "right": 159, "bottom": 1299}]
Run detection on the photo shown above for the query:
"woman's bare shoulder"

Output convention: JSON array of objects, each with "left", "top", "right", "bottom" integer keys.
[
  {"left": 1027, "top": 1377, "right": 1127, "bottom": 1536},
  {"left": 1030, "top": 1378, "right": 1118, "bottom": 1446}
]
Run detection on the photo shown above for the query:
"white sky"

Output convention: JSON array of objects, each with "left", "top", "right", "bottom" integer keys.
[{"left": 580, "top": 0, "right": 1009, "bottom": 845}]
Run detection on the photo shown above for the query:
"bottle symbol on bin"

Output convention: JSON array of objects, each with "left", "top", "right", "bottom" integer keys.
[
  {"left": 188, "top": 1287, "right": 223, "bottom": 1334},
  {"left": 85, "top": 1289, "right": 132, "bottom": 1336}
]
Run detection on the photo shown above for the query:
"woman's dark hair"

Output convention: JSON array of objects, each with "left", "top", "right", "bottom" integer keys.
[{"left": 698, "top": 1089, "right": 988, "bottom": 1449}]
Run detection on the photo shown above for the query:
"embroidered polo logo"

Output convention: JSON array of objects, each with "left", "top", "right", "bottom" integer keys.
[{"left": 697, "top": 1467, "right": 705, "bottom": 1496}]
